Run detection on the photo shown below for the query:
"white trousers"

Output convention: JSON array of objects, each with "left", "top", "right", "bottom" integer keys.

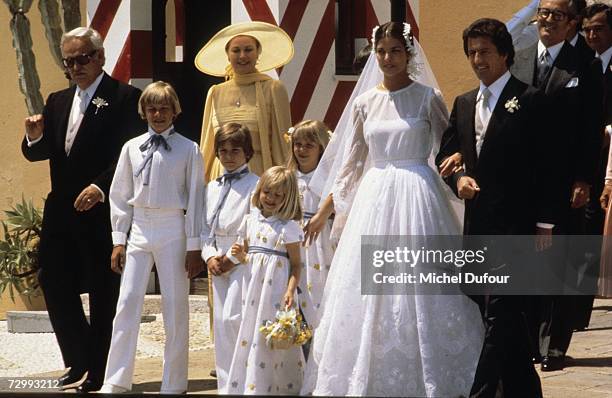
[
  {"left": 211, "top": 235, "right": 247, "bottom": 392},
  {"left": 104, "top": 208, "right": 189, "bottom": 394}
]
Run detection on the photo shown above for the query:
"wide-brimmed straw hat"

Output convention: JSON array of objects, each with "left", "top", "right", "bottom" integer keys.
[{"left": 195, "top": 21, "right": 294, "bottom": 77}]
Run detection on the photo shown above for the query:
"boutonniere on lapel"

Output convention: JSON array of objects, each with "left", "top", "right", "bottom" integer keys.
[
  {"left": 92, "top": 97, "right": 109, "bottom": 115},
  {"left": 504, "top": 97, "right": 520, "bottom": 114}
]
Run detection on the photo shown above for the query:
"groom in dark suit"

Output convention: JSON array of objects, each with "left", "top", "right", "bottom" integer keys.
[
  {"left": 22, "top": 27, "right": 144, "bottom": 392},
  {"left": 437, "top": 18, "right": 556, "bottom": 398},
  {"left": 510, "top": 0, "right": 603, "bottom": 372}
]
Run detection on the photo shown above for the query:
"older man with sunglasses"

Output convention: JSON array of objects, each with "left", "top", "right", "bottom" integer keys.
[
  {"left": 22, "top": 27, "right": 144, "bottom": 392},
  {"left": 511, "top": 0, "right": 604, "bottom": 373}
]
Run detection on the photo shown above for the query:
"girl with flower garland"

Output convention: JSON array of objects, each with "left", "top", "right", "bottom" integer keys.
[
  {"left": 300, "top": 22, "right": 483, "bottom": 396},
  {"left": 286, "top": 120, "right": 334, "bottom": 330},
  {"left": 224, "top": 166, "right": 305, "bottom": 395}
]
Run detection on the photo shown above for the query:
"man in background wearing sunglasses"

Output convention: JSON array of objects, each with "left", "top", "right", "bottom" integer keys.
[
  {"left": 511, "top": 0, "right": 604, "bottom": 373},
  {"left": 21, "top": 27, "right": 145, "bottom": 392}
]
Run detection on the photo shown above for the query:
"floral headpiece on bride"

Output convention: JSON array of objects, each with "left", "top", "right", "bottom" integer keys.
[{"left": 371, "top": 22, "right": 419, "bottom": 77}]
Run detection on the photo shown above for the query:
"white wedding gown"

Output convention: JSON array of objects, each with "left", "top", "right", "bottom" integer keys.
[{"left": 301, "top": 82, "right": 484, "bottom": 397}]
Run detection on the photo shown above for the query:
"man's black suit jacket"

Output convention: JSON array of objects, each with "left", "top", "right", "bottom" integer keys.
[
  {"left": 22, "top": 73, "right": 144, "bottom": 272},
  {"left": 436, "top": 75, "right": 555, "bottom": 235},
  {"left": 511, "top": 42, "right": 603, "bottom": 227}
]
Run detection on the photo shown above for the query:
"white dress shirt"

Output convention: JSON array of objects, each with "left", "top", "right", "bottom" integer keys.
[
  {"left": 201, "top": 164, "right": 259, "bottom": 261},
  {"left": 110, "top": 125, "right": 205, "bottom": 250},
  {"left": 597, "top": 46, "right": 612, "bottom": 74},
  {"left": 537, "top": 40, "right": 564, "bottom": 64},
  {"left": 568, "top": 33, "right": 579, "bottom": 47},
  {"left": 65, "top": 72, "right": 104, "bottom": 155},
  {"left": 477, "top": 71, "right": 512, "bottom": 117}
]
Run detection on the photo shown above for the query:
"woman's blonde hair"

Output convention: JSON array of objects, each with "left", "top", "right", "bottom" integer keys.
[
  {"left": 252, "top": 166, "right": 302, "bottom": 221},
  {"left": 287, "top": 119, "right": 332, "bottom": 171},
  {"left": 138, "top": 81, "right": 182, "bottom": 119}
]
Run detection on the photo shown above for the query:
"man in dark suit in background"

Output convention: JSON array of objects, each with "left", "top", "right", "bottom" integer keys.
[
  {"left": 22, "top": 27, "right": 144, "bottom": 392},
  {"left": 584, "top": 4, "right": 612, "bottom": 128},
  {"left": 567, "top": 0, "right": 595, "bottom": 60},
  {"left": 437, "top": 18, "right": 554, "bottom": 398},
  {"left": 510, "top": 0, "right": 603, "bottom": 372},
  {"left": 573, "top": 2, "right": 610, "bottom": 332}
]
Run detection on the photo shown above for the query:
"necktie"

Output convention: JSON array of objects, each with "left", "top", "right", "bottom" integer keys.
[
  {"left": 593, "top": 55, "right": 604, "bottom": 74},
  {"left": 536, "top": 50, "right": 552, "bottom": 88},
  {"left": 79, "top": 91, "right": 89, "bottom": 114},
  {"left": 208, "top": 168, "right": 249, "bottom": 239},
  {"left": 475, "top": 88, "right": 492, "bottom": 156},
  {"left": 134, "top": 133, "right": 172, "bottom": 185}
]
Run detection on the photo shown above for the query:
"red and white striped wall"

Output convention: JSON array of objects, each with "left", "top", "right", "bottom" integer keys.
[
  {"left": 86, "top": 0, "right": 420, "bottom": 129},
  {"left": 87, "top": 0, "right": 161, "bottom": 90}
]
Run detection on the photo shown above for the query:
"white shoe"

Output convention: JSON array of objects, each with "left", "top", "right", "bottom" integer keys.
[{"left": 99, "top": 383, "right": 129, "bottom": 393}]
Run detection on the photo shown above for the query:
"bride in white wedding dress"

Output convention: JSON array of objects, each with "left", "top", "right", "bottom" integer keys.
[{"left": 300, "top": 22, "right": 484, "bottom": 397}]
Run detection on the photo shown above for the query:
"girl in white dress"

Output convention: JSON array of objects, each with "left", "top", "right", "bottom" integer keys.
[
  {"left": 225, "top": 166, "right": 305, "bottom": 395},
  {"left": 287, "top": 120, "right": 334, "bottom": 329},
  {"left": 301, "top": 22, "right": 483, "bottom": 397}
]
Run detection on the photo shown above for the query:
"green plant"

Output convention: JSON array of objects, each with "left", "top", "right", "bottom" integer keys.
[{"left": 0, "top": 197, "right": 43, "bottom": 301}]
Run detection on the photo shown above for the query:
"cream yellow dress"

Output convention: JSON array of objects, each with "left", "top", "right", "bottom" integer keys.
[{"left": 200, "top": 72, "right": 292, "bottom": 182}]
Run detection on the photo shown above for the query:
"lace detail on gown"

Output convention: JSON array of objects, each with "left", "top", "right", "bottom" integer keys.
[{"left": 302, "top": 83, "right": 484, "bottom": 397}]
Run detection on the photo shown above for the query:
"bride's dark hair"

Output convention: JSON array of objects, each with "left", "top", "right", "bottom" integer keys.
[{"left": 373, "top": 21, "right": 414, "bottom": 52}]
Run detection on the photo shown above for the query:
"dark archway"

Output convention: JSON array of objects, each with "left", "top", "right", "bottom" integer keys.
[{"left": 151, "top": 0, "right": 230, "bottom": 143}]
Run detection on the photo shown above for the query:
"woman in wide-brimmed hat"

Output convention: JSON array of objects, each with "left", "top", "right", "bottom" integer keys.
[{"left": 196, "top": 21, "right": 294, "bottom": 181}]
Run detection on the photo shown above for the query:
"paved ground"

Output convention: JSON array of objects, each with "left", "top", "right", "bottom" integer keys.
[
  {"left": 120, "top": 298, "right": 612, "bottom": 396},
  {"left": 1, "top": 297, "right": 611, "bottom": 396},
  {"left": 538, "top": 299, "right": 612, "bottom": 397}
]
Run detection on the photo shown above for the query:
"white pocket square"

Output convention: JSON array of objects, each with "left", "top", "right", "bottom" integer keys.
[{"left": 565, "top": 77, "right": 579, "bottom": 88}]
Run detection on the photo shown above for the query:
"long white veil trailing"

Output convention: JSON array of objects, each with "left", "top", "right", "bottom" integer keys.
[{"left": 310, "top": 38, "right": 464, "bottom": 234}]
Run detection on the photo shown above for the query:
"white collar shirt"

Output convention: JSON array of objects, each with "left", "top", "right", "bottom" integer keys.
[
  {"left": 109, "top": 126, "right": 205, "bottom": 250},
  {"left": 538, "top": 40, "right": 564, "bottom": 64},
  {"left": 201, "top": 163, "right": 259, "bottom": 260},
  {"left": 597, "top": 46, "right": 612, "bottom": 74},
  {"left": 65, "top": 72, "right": 104, "bottom": 155},
  {"left": 478, "top": 70, "right": 512, "bottom": 114},
  {"left": 568, "top": 33, "right": 579, "bottom": 47}
]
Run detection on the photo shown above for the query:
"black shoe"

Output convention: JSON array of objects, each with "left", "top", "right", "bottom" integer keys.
[
  {"left": 532, "top": 354, "right": 543, "bottom": 364},
  {"left": 541, "top": 355, "right": 565, "bottom": 372},
  {"left": 210, "top": 369, "right": 217, "bottom": 378},
  {"left": 76, "top": 379, "right": 103, "bottom": 393},
  {"left": 58, "top": 367, "right": 87, "bottom": 387}
]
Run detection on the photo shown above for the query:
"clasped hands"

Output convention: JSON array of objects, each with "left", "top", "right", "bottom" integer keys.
[{"left": 208, "top": 252, "right": 240, "bottom": 276}]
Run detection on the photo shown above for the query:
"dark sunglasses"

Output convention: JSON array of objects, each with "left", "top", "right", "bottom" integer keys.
[
  {"left": 536, "top": 7, "right": 571, "bottom": 21},
  {"left": 62, "top": 50, "right": 97, "bottom": 68}
]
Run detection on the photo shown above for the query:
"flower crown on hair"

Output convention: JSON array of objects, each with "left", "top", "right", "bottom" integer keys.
[
  {"left": 371, "top": 22, "right": 419, "bottom": 77},
  {"left": 283, "top": 127, "right": 295, "bottom": 143},
  {"left": 371, "top": 22, "right": 415, "bottom": 53}
]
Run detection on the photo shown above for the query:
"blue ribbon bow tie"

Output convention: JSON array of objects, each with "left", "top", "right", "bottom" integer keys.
[{"left": 134, "top": 131, "right": 173, "bottom": 185}]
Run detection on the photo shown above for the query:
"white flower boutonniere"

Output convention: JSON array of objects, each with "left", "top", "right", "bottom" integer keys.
[
  {"left": 504, "top": 96, "right": 520, "bottom": 114},
  {"left": 92, "top": 97, "right": 108, "bottom": 115}
]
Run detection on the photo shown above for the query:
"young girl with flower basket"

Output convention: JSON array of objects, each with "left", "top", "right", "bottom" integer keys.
[{"left": 224, "top": 166, "right": 308, "bottom": 395}]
